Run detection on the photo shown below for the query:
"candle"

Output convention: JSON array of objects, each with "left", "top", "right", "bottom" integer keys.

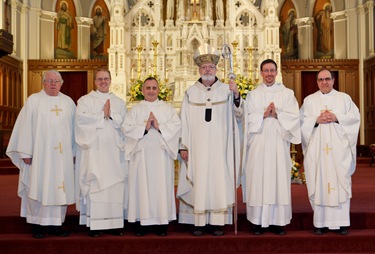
[
  {"left": 131, "top": 68, "right": 134, "bottom": 79},
  {"left": 138, "top": 8, "right": 141, "bottom": 45},
  {"left": 166, "top": 69, "right": 168, "bottom": 79},
  {"left": 249, "top": 18, "right": 253, "bottom": 47}
]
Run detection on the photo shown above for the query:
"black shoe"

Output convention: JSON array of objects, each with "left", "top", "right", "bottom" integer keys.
[
  {"left": 338, "top": 227, "right": 348, "bottom": 235},
  {"left": 155, "top": 225, "right": 168, "bottom": 237},
  {"left": 31, "top": 225, "right": 45, "bottom": 239},
  {"left": 314, "top": 227, "right": 326, "bottom": 235},
  {"left": 272, "top": 226, "right": 285, "bottom": 235},
  {"left": 252, "top": 224, "right": 263, "bottom": 235},
  {"left": 211, "top": 226, "right": 224, "bottom": 236},
  {"left": 135, "top": 222, "right": 146, "bottom": 236},
  {"left": 193, "top": 226, "right": 205, "bottom": 236},
  {"left": 48, "top": 226, "right": 69, "bottom": 237},
  {"left": 88, "top": 230, "right": 101, "bottom": 237},
  {"left": 108, "top": 228, "right": 124, "bottom": 236}
]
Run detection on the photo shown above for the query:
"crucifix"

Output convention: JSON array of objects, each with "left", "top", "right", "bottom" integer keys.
[
  {"left": 323, "top": 143, "right": 332, "bottom": 155},
  {"left": 54, "top": 142, "right": 63, "bottom": 154},
  {"left": 58, "top": 181, "right": 65, "bottom": 193},
  {"left": 51, "top": 105, "right": 63, "bottom": 116},
  {"left": 327, "top": 182, "right": 335, "bottom": 194}
]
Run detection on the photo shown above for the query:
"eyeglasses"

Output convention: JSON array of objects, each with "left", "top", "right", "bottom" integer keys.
[
  {"left": 44, "top": 79, "right": 62, "bottom": 84},
  {"left": 96, "top": 77, "right": 111, "bottom": 82},
  {"left": 200, "top": 65, "right": 216, "bottom": 70},
  {"left": 317, "top": 77, "right": 332, "bottom": 82},
  {"left": 262, "top": 69, "right": 277, "bottom": 74}
]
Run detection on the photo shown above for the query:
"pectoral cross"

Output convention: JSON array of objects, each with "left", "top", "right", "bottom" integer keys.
[
  {"left": 51, "top": 105, "right": 63, "bottom": 116},
  {"left": 328, "top": 182, "right": 335, "bottom": 194},
  {"left": 320, "top": 105, "right": 332, "bottom": 113},
  {"left": 54, "top": 142, "right": 62, "bottom": 154},
  {"left": 324, "top": 143, "right": 332, "bottom": 155},
  {"left": 58, "top": 181, "right": 65, "bottom": 193}
]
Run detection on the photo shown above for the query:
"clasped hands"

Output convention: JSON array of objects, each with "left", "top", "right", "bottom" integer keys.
[
  {"left": 103, "top": 99, "right": 111, "bottom": 120},
  {"left": 316, "top": 110, "right": 337, "bottom": 124},
  {"left": 145, "top": 112, "right": 159, "bottom": 131},
  {"left": 264, "top": 102, "right": 277, "bottom": 118}
]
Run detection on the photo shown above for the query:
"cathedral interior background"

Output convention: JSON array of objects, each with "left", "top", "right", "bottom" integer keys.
[{"left": 1, "top": 0, "right": 375, "bottom": 145}]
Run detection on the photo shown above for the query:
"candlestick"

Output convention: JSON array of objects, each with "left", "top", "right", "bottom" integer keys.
[
  {"left": 249, "top": 17, "right": 253, "bottom": 47},
  {"left": 152, "top": 40, "right": 159, "bottom": 77},
  {"left": 136, "top": 45, "right": 143, "bottom": 79},
  {"left": 245, "top": 47, "right": 253, "bottom": 81},
  {"left": 138, "top": 8, "right": 142, "bottom": 45},
  {"left": 231, "top": 41, "right": 239, "bottom": 74}
]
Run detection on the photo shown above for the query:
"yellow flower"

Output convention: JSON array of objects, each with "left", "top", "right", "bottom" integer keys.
[
  {"left": 226, "top": 74, "right": 258, "bottom": 99},
  {"left": 291, "top": 158, "right": 302, "bottom": 180}
]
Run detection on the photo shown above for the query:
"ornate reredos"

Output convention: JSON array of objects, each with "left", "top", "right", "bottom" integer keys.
[{"left": 120, "top": 0, "right": 280, "bottom": 104}]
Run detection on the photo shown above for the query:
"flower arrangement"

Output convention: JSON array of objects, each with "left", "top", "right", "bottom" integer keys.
[
  {"left": 129, "top": 75, "right": 173, "bottom": 101},
  {"left": 226, "top": 74, "right": 258, "bottom": 99},
  {"left": 291, "top": 159, "right": 304, "bottom": 184}
]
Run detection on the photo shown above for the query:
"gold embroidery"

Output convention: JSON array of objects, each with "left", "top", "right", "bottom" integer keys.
[
  {"left": 58, "top": 181, "right": 65, "bottom": 193},
  {"left": 54, "top": 142, "right": 63, "bottom": 154},
  {"left": 51, "top": 105, "right": 63, "bottom": 116},
  {"left": 324, "top": 143, "right": 332, "bottom": 155},
  {"left": 328, "top": 182, "right": 335, "bottom": 194}
]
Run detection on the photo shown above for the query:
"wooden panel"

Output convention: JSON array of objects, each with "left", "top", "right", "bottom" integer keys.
[
  {"left": 60, "top": 71, "right": 87, "bottom": 104},
  {"left": 0, "top": 56, "right": 23, "bottom": 129},
  {"left": 364, "top": 56, "right": 375, "bottom": 145},
  {"left": 281, "top": 59, "right": 359, "bottom": 107},
  {"left": 27, "top": 59, "right": 108, "bottom": 98}
]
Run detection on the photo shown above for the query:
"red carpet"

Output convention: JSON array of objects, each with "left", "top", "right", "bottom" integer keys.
[{"left": 1, "top": 160, "right": 375, "bottom": 253}]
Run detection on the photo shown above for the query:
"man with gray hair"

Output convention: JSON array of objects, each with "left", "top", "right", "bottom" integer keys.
[
  {"left": 6, "top": 70, "right": 76, "bottom": 239},
  {"left": 177, "top": 43, "right": 244, "bottom": 236}
]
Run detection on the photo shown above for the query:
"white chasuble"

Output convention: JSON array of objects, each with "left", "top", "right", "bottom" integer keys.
[
  {"left": 177, "top": 79, "right": 243, "bottom": 226},
  {"left": 6, "top": 90, "right": 76, "bottom": 224},
  {"left": 300, "top": 90, "right": 360, "bottom": 228}
]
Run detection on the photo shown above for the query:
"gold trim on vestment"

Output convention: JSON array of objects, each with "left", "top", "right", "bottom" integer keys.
[
  {"left": 186, "top": 94, "right": 230, "bottom": 106},
  {"left": 178, "top": 197, "right": 234, "bottom": 213}
]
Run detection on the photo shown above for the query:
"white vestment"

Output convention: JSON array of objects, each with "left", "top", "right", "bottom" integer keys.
[
  {"left": 6, "top": 90, "right": 76, "bottom": 225},
  {"left": 75, "top": 90, "right": 127, "bottom": 230},
  {"left": 300, "top": 89, "right": 360, "bottom": 229},
  {"left": 123, "top": 99, "right": 181, "bottom": 225},
  {"left": 177, "top": 79, "right": 243, "bottom": 226},
  {"left": 242, "top": 83, "right": 301, "bottom": 227}
]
